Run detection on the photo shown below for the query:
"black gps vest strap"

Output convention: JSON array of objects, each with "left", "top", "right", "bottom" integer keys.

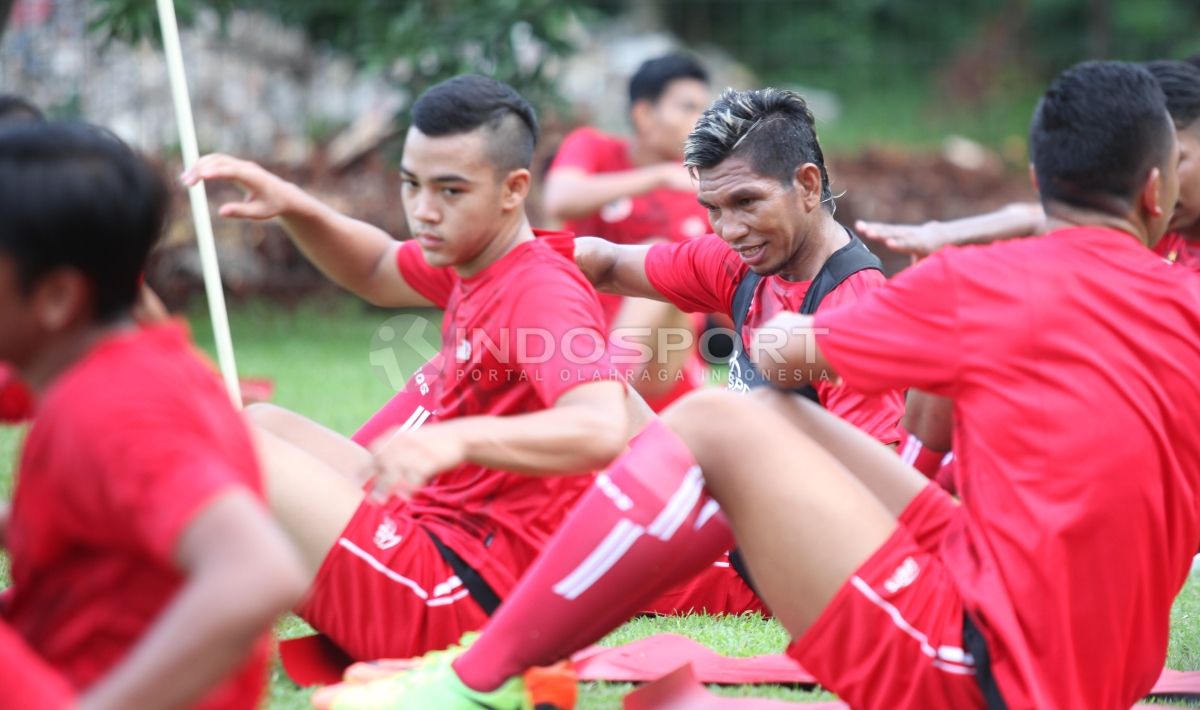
[{"left": 727, "top": 231, "right": 882, "bottom": 399}]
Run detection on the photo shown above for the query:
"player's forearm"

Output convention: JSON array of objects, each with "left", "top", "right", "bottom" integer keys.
[
  {"left": 78, "top": 547, "right": 303, "bottom": 710},
  {"left": 936, "top": 202, "right": 1046, "bottom": 247},
  {"left": 544, "top": 167, "right": 668, "bottom": 221},
  {"left": 448, "top": 400, "right": 628, "bottom": 475},
  {"left": 275, "top": 189, "right": 404, "bottom": 305}
]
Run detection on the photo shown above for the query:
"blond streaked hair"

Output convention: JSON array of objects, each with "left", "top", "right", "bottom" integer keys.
[{"left": 684, "top": 87, "right": 832, "bottom": 206}]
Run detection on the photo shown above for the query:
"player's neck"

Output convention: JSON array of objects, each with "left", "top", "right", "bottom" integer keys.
[
  {"left": 454, "top": 214, "right": 536, "bottom": 279},
  {"left": 777, "top": 211, "right": 848, "bottom": 282},
  {"left": 21, "top": 319, "right": 135, "bottom": 394},
  {"left": 1043, "top": 201, "right": 1152, "bottom": 247}
]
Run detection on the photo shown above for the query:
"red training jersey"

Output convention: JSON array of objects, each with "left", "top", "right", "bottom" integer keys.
[
  {"left": 4, "top": 324, "right": 269, "bottom": 708},
  {"left": 814, "top": 226, "right": 1200, "bottom": 709},
  {"left": 645, "top": 234, "right": 904, "bottom": 445},
  {"left": 394, "top": 234, "right": 617, "bottom": 593}
]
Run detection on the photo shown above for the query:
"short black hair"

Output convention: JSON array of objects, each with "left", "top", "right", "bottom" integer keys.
[
  {"left": 1144, "top": 60, "right": 1200, "bottom": 130},
  {"left": 684, "top": 87, "right": 832, "bottom": 206},
  {"left": 0, "top": 95, "right": 44, "bottom": 126},
  {"left": 1030, "top": 61, "right": 1173, "bottom": 214},
  {"left": 410, "top": 75, "right": 539, "bottom": 173},
  {"left": 0, "top": 122, "right": 167, "bottom": 322},
  {"left": 628, "top": 53, "right": 709, "bottom": 108}
]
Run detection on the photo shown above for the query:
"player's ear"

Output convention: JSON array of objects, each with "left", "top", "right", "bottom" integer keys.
[
  {"left": 792, "top": 163, "right": 824, "bottom": 211},
  {"left": 630, "top": 99, "right": 653, "bottom": 135},
  {"left": 501, "top": 168, "right": 531, "bottom": 210},
  {"left": 1028, "top": 163, "right": 1040, "bottom": 196},
  {"left": 32, "top": 267, "right": 92, "bottom": 332},
  {"left": 1139, "top": 166, "right": 1166, "bottom": 219}
]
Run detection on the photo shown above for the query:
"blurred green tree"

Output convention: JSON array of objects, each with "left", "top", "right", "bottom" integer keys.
[{"left": 89, "top": 0, "right": 589, "bottom": 109}]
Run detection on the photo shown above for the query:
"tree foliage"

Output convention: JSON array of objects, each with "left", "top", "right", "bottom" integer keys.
[{"left": 90, "top": 0, "right": 590, "bottom": 108}]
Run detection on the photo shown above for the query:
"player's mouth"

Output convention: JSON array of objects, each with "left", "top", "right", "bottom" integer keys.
[
  {"left": 735, "top": 243, "right": 768, "bottom": 266},
  {"left": 415, "top": 233, "right": 445, "bottom": 249}
]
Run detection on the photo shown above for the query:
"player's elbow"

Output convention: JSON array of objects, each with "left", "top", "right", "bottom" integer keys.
[{"left": 578, "top": 411, "right": 628, "bottom": 469}]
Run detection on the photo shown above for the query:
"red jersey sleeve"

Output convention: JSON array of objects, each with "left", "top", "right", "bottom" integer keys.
[
  {"left": 84, "top": 405, "right": 262, "bottom": 566},
  {"left": 396, "top": 240, "right": 457, "bottom": 309},
  {"left": 0, "top": 622, "right": 74, "bottom": 709},
  {"left": 814, "top": 252, "right": 961, "bottom": 396},
  {"left": 548, "top": 127, "right": 615, "bottom": 174},
  {"left": 645, "top": 235, "right": 746, "bottom": 317},
  {"left": 508, "top": 276, "right": 616, "bottom": 405}
]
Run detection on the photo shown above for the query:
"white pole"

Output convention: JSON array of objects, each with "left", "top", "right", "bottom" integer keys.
[{"left": 155, "top": 0, "right": 243, "bottom": 408}]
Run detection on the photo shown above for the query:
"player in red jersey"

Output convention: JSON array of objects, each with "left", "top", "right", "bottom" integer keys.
[
  {"left": 546, "top": 54, "right": 713, "bottom": 411},
  {"left": 184, "top": 75, "right": 629, "bottom": 663},
  {"left": 0, "top": 122, "right": 306, "bottom": 709},
  {"left": 858, "top": 58, "right": 1200, "bottom": 483},
  {"left": 323, "top": 60, "right": 1198, "bottom": 710},
  {"left": 568, "top": 87, "right": 904, "bottom": 616}
]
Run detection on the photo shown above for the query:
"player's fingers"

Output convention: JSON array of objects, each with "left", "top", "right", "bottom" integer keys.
[{"left": 218, "top": 198, "right": 277, "bottom": 221}]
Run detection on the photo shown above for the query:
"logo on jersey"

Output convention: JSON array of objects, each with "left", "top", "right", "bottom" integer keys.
[
  {"left": 600, "top": 197, "right": 634, "bottom": 223},
  {"left": 595, "top": 472, "right": 634, "bottom": 511},
  {"left": 883, "top": 556, "right": 920, "bottom": 594},
  {"left": 374, "top": 517, "right": 403, "bottom": 550},
  {"left": 726, "top": 354, "right": 751, "bottom": 394}
]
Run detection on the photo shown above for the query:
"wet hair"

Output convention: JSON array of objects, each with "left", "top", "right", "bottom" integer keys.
[
  {"left": 628, "top": 53, "right": 709, "bottom": 108},
  {"left": 1143, "top": 60, "right": 1200, "bottom": 131},
  {"left": 0, "top": 122, "right": 167, "bottom": 321},
  {"left": 1029, "top": 61, "right": 1174, "bottom": 214},
  {"left": 684, "top": 87, "right": 832, "bottom": 206},
  {"left": 410, "top": 75, "right": 539, "bottom": 173}
]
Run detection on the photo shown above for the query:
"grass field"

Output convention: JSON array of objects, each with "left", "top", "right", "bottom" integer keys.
[{"left": 2, "top": 296, "right": 1200, "bottom": 708}]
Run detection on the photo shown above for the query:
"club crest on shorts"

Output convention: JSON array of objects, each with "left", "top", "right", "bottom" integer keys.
[
  {"left": 883, "top": 556, "right": 920, "bottom": 595},
  {"left": 374, "top": 517, "right": 402, "bottom": 550}
]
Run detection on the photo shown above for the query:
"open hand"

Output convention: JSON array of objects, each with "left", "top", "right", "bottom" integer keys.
[
  {"left": 362, "top": 423, "right": 468, "bottom": 503},
  {"left": 181, "top": 153, "right": 300, "bottom": 222}
]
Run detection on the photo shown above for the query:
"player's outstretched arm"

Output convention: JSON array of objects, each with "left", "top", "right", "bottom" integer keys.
[
  {"left": 855, "top": 202, "right": 1045, "bottom": 257},
  {"left": 79, "top": 490, "right": 306, "bottom": 710},
  {"left": 366, "top": 380, "right": 629, "bottom": 501},
  {"left": 182, "top": 154, "right": 434, "bottom": 308},
  {"left": 574, "top": 236, "right": 665, "bottom": 300},
  {"left": 543, "top": 163, "right": 694, "bottom": 221}
]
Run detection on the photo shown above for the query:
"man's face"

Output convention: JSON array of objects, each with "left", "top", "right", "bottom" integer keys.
[
  {"left": 400, "top": 126, "right": 512, "bottom": 270},
  {"left": 696, "top": 154, "right": 809, "bottom": 276},
  {"left": 1170, "top": 124, "right": 1200, "bottom": 236},
  {"left": 637, "top": 79, "right": 710, "bottom": 161}
]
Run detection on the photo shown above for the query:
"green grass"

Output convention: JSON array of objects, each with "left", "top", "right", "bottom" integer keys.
[{"left": 3, "top": 296, "right": 1200, "bottom": 708}]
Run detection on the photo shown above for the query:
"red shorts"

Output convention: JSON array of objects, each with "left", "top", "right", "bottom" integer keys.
[
  {"left": 294, "top": 499, "right": 491, "bottom": 661},
  {"left": 788, "top": 484, "right": 985, "bottom": 710},
  {"left": 642, "top": 550, "right": 766, "bottom": 616}
]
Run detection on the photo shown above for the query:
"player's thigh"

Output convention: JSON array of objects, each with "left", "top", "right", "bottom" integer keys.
[
  {"left": 751, "top": 388, "right": 929, "bottom": 518},
  {"left": 246, "top": 402, "right": 371, "bottom": 478},
  {"left": 662, "top": 388, "right": 899, "bottom": 633},
  {"left": 253, "top": 427, "right": 365, "bottom": 579}
]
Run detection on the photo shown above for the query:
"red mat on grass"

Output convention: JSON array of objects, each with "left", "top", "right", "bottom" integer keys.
[
  {"left": 574, "top": 633, "right": 815, "bottom": 685},
  {"left": 623, "top": 665, "right": 841, "bottom": 710}
]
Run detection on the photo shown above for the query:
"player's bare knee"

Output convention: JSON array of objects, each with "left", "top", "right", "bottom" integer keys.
[{"left": 662, "top": 389, "right": 760, "bottom": 476}]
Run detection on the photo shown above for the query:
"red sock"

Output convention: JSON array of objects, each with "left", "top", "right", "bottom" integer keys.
[
  {"left": 452, "top": 420, "right": 733, "bottom": 691},
  {"left": 898, "top": 432, "right": 950, "bottom": 480}
]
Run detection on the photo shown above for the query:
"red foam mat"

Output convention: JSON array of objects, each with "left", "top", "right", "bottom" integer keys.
[{"left": 574, "top": 633, "right": 815, "bottom": 685}]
